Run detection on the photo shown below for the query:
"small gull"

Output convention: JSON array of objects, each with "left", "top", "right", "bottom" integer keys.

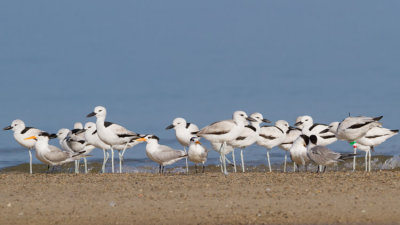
[
  {"left": 188, "top": 137, "right": 209, "bottom": 173},
  {"left": 136, "top": 135, "right": 187, "bottom": 174},
  {"left": 289, "top": 134, "right": 311, "bottom": 172}
]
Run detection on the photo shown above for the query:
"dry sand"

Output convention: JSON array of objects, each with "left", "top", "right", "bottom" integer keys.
[{"left": 0, "top": 171, "right": 399, "bottom": 225}]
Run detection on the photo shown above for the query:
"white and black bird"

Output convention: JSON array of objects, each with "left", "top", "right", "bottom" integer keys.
[
  {"left": 87, "top": 106, "right": 142, "bottom": 173},
  {"left": 356, "top": 127, "right": 398, "bottom": 172},
  {"left": 279, "top": 126, "right": 302, "bottom": 172},
  {"left": 331, "top": 116, "right": 383, "bottom": 171},
  {"left": 257, "top": 120, "right": 289, "bottom": 172},
  {"left": 294, "top": 115, "right": 337, "bottom": 146},
  {"left": 195, "top": 111, "right": 255, "bottom": 175},
  {"left": 188, "top": 137, "right": 209, "bottom": 173},
  {"left": 84, "top": 122, "right": 111, "bottom": 173},
  {"left": 228, "top": 112, "right": 270, "bottom": 172},
  {"left": 306, "top": 135, "right": 356, "bottom": 172},
  {"left": 24, "top": 132, "right": 86, "bottom": 171},
  {"left": 289, "top": 134, "right": 311, "bottom": 172},
  {"left": 166, "top": 117, "right": 199, "bottom": 173},
  {"left": 136, "top": 135, "right": 187, "bottom": 174},
  {"left": 67, "top": 122, "right": 95, "bottom": 174},
  {"left": 3, "top": 119, "right": 56, "bottom": 174}
]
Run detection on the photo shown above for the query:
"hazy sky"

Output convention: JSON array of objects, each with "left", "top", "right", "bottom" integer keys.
[{"left": 1, "top": 1, "right": 399, "bottom": 148}]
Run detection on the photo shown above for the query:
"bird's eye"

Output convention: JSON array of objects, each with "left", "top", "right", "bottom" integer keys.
[
  {"left": 305, "top": 119, "right": 308, "bottom": 121},
  {"left": 240, "top": 114, "right": 244, "bottom": 116}
]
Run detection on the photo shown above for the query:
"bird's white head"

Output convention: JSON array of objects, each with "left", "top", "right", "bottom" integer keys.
[
  {"left": 294, "top": 115, "right": 313, "bottom": 128},
  {"left": 3, "top": 119, "right": 25, "bottom": 131},
  {"left": 57, "top": 128, "right": 70, "bottom": 140},
  {"left": 74, "top": 122, "right": 83, "bottom": 129},
  {"left": 87, "top": 106, "right": 107, "bottom": 118},
  {"left": 190, "top": 136, "right": 201, "bottom": 145},
  {"left": 249, "top": 112, "right": 271, "bottom": 124},
  {"left": 275, "top": 120, "right": 290, "bottom": 132},
  {"left": 233, "top": 111, "right": 256, "bottom": 123},
  {"left": 166, "top": 117, "right": 187, "bottom": 130},
  {"left": 84, "top": 122, "right": 96, "bottom": 132}
]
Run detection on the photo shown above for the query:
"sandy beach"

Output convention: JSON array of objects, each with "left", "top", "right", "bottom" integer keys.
[{"left": 0, "top": 171, "right": 399, "bottom": 225}]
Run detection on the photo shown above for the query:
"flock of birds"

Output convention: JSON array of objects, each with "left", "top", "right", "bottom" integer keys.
[{"left": 3, "top": 106, "right": 398, "bottom": 175}]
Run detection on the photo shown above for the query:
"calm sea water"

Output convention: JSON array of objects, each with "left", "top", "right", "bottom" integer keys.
[{"left": 1, "top": 1, "right": 399, "bottom": 172}]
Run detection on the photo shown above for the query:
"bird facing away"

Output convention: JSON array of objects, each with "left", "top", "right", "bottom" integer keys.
[
  {"left": 257, "top": 120, "right": 289, "bottom": 172},
  {"left": 136, "top": 135, "right": 187, "bottom": 174},
  {"left": 188, "top": 137, "right": 209, "bottom": 173},
  {"left": 84, "top": 122, "right": 111, "bottom": 173},
  {"left": 289, "top": 134, "right": 311, "bottom": 172},
  {"left": 279, "top": 126, "right": 302, "bottom": 172},
  {"left": 294, "top": 115, "right": 337, "bottom": 146}
]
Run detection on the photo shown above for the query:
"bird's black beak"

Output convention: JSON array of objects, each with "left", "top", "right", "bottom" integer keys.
[
  {"left": 262, "top": 118, "right": 271, "bottom": 123},
  {"left": 87, "top": 112, "right": 96, "bottom": 118},
  {"left": 294, "top": 121, "right": 303, "bottom": 126},
  {"left": 49, "top": 133, "right": 58, "bottom": 139},
  {"left": 3, "top": 125, "right": 12, "bottom": 130},
  {"left": 165, "top": 124, "right": 174, "bottom": 130},
  {"left": 246, "top": 117, "right": 257, "bottom": 122}
]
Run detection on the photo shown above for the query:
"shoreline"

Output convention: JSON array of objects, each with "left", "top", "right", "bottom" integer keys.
[{"left": 0, "top": 171, "right": 399, "bottom": 224}]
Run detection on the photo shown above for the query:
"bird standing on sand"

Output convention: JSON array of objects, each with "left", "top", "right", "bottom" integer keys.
[
  {"left": 166, "top": 117, "right": 199, "bottom": 173},
  {"left": 196, "top": 111, "right": 255, "bottom": 175},
  {"left": 228, "top": 112, "right": 270, "bottom": 173},
  {"left": 136, "top": 135, "right": 187, "bottom": 174},
  {"left": 257, "top": 120, "right": 289, "bottom": 172},
  {"left": 87, "top": 106, "right": 141, "bottom": 173},
  {"left": 188, "top": 137, "right": 208, "bottom": 173},
  {"left": 84, "top": 122, "right": 111, "bottom": 173},
  {"left": 330, "top": 116, "right": 383, "bottom": 171},
  {"left": 306, "top": 135, "right": 356, "bottom": 172},
  {"left": 289, "top": 134, "right": 311, "bottom": 172},
  {"left": 3, "top": 119, "right": 55, "bottom": 174},
  {"left": 25, "top": 132, "right": 86, "bottom": 171}
]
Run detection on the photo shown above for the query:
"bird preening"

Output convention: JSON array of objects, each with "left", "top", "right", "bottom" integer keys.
[{"left": 3, "top": 106, "right": 398, "bottom": 175}]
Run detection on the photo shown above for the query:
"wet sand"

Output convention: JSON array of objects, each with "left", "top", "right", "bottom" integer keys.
[{"left": 0, "top": 171, "right": 399, "bottom": 225}]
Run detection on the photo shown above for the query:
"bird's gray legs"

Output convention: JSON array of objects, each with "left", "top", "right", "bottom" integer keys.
[
  {"left": 240, "top": 148, "right": 245, "bottom": 173},
  {"left": 74, "top": 160, "right": 79, "bottom": 174},
  {"left": 368, "top": 149, "right": 372, "bottom": 172},
  {"left": 84, "top": 158, "right": 88, "bottom": 174},
  {"left": 28, "top": 149, "right": 33, "bottom": 174},
  {"left": 364, "top": 151, "right": 368, "bottom": 172},
  {"left": 219, "top": 155, "right": 223, "bottom": 173},
  {"left": 202, "top": 163, "right": 205, "bottom": 173},
  {"left": 111, "top": 148, "right": 115, "bottom": 173},
  {"left": 232, "top": 149, "right": 237, "bottom": 173},
  {"left": 195, "top": 164, "right": 198, "bottom": 173},
  {"left": 352, "top": 146, "right": 357, "bottom": 171},
  {"left": 102, "top": 149, "right": 109, "bottom": 173},
  {"left": 283, "top": 152, "right": 287, "bottom": 173},
  {"left": 266, "top": 149, "right": 272, "bottom": 172},
  {"left": 219, "top": 142, "right": 228, "bottom": 175},
  {"left": 118, "top": 143, "right": 129, "bottom": 173},
  {"left": 293, "top": 162, "right": 297, "bottom": 172},
  {"left": 184, "top": 146, "right": 189, "bottom": 174}
]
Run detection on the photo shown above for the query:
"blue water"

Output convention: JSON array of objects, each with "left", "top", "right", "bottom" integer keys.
[{"left": 1, "top": 1, "right": 400, "bottom": 171}]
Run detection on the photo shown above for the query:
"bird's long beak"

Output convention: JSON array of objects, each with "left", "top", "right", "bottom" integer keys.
[
  {"left": 165, "top": 124, "right": 174, "bottom": 130},
  {"left": 86, "top": 112, "right": 96, "bottom": 118},
  {"left": 294, "top": 121, "right": 303, "bottom": 126},
  {"left": 136, "top": 137, "right": 147, "bottom": 142},
  {"left": 3, "top": 125, "right": 12, "bottom": 130},
  {"left": 24, "top": 136, "right": 37, "bottom": 140},
  {"left": 246, "top": 117, "right": 257, "bottom": 122},
  {"left": 262, "top": 118, "right": 271, "bottom": 123}
]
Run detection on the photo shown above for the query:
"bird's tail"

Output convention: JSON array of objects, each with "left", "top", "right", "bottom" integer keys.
[
  {"left": 339, "top": 153, "right": 357, "bottom": 160},
  {"left": 373, "top": 116, "right": 383, "bottom": 121},
  {"left": 391, "top": 129, "right": 399, "bottom": 134}
]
